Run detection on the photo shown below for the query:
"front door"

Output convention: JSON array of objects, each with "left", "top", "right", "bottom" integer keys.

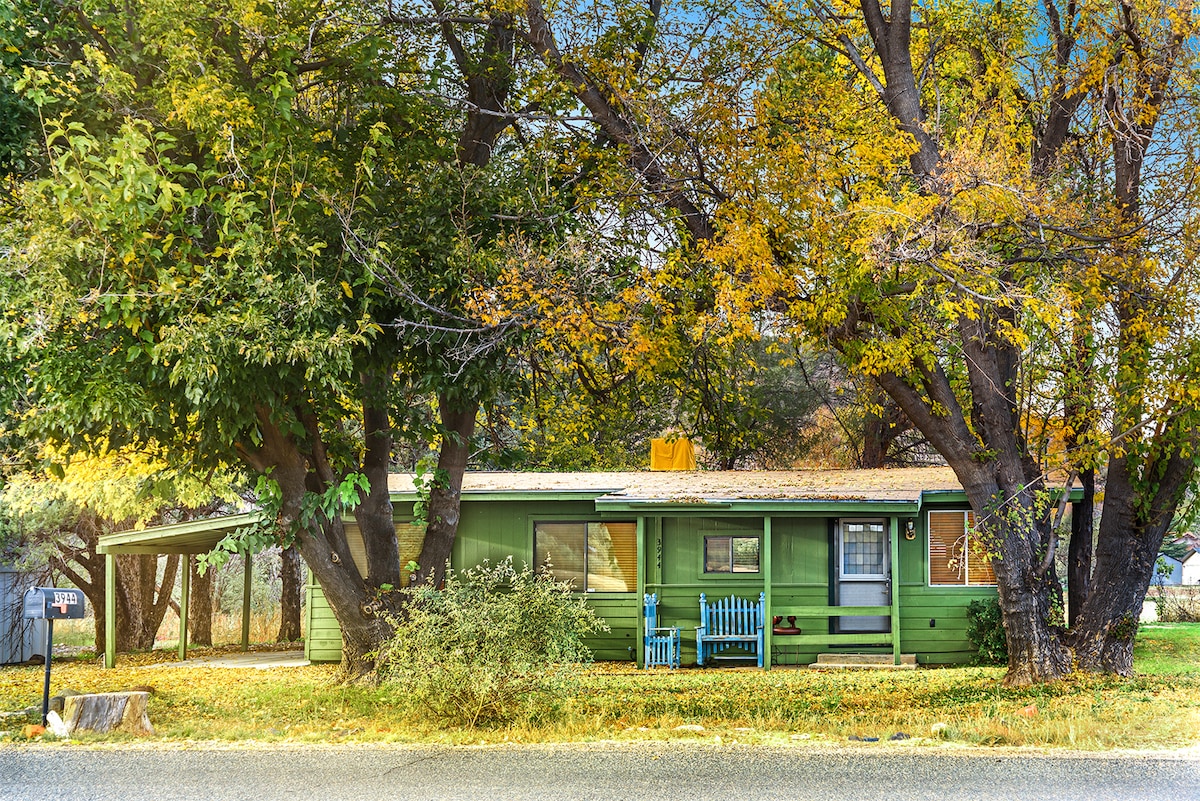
[{"left": 835, "top": 519, "right": 890, "bottom": 633}]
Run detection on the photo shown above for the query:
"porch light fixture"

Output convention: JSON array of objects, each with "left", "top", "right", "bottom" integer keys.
[{"left": 904, "top": 519, "right": 916, "bottom": 540}]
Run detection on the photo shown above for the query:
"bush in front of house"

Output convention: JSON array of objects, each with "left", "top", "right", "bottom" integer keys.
[
  {"left": 379, "top": 557, "right": 607, "bottom": 727},
  {"left": 966, "top": 598, "right": 1008, "bottom": 665}
]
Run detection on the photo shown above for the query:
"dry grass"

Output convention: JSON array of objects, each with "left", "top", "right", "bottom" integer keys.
[
  {"left": 52, "top": 612, "right": 291, "bottom": 652},
  {"left": 2, "top": 625, "right": 1198, "bottom": 750}
]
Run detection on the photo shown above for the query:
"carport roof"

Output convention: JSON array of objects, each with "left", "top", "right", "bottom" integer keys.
[{"left": 98, "top": 512, "right": 259, "bottom": 555}]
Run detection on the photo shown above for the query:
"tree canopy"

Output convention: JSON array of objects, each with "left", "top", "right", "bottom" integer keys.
[{"left": 3, "top": 0, "right": 1199, "bottom": 684}]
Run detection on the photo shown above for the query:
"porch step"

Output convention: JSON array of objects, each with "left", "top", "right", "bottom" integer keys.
[{"left": 810, "top": 653, "right": 918, "bottom": 670}]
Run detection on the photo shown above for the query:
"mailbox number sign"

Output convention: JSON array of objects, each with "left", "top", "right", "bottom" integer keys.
[
  {"left": 24, "top": 587, "right": 85, "bottom": 620},
  {"left": 51, "top": 591, "right": 74, "bottom": 615}
]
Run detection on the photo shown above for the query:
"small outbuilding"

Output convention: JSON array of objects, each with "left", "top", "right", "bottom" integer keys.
[{"left": 1, "top": 565, "right": 46, "bottom": 664}]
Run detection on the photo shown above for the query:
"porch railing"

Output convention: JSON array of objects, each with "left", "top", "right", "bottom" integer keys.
[{"left": 769, "top": 604, "right": 901, "bottom": 663}]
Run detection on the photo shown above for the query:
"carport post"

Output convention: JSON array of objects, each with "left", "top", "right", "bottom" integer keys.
[
  {"left": 105, "top": 553, "right": 116, "bottom": 669},
  {"left": 178, "top": 555, "right": 191, "bottom": 662},
  {"left": 241, "top": 551, "right": 252, "bottom": 651}
]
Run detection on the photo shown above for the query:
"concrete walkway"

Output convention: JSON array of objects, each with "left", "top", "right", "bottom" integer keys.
[{"left": 151, "top": 650, "right": 310, "bottom": 669}]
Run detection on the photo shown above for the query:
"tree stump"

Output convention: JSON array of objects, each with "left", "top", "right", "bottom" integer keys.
[{"left": 61, "top": 692, "right": 154, "bottom": 735}]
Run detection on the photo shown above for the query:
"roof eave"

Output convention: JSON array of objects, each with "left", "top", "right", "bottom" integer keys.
[{"left": 594, "top": 498, "right": 922, "bottom": 514}]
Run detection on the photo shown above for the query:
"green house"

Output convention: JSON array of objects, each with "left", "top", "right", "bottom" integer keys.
[{"left": 308, "top": 467, "right": 1012, "bottom": 667}]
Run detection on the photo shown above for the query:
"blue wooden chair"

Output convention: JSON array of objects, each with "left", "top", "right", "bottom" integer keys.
[
  {"left": 643, "top": 593, "right": 681, "bottom": 669},
  {"left": 696, "top": 591, "right": 765, "bottom": 667}
]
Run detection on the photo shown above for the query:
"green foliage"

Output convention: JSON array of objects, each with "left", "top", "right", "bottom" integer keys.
[
  {"left": 966, "top": 598, "right": 1008, "bottom": 665},
  {"left": 410, "top": 463, "right": 448, "bottom": 528},
  {"left": 380, "top": 558, "right": 606, "bottom": 727}
]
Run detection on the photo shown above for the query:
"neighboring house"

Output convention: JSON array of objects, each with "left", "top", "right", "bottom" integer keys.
[
  {"left": 1183, "top": 551, "right": 1200, "bottom": 586},
  {"left": 99, "top": 467, "right": 1078, "bottom": 668},
  {"left": 1154, "top": 554, "right": 1184, "bottom": 586}
]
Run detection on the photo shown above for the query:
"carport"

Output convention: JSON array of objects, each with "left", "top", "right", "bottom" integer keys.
[{"left": 96, "top": 514, "right": 260, "bottom": 668}]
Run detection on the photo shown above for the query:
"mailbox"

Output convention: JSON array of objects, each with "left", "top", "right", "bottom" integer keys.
[{"left": 24, "top": 587, "right": 86, "bottom": 620}]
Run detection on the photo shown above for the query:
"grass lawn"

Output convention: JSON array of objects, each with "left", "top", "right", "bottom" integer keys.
[{"left": 1, "top": 624, "right": 1198, "bottom": 750}]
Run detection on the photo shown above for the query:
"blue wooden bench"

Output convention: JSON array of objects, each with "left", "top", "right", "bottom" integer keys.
[
  {"left": 696, "top": 592, "right": 765, "bottom": 667},
  {"left": 643, "top": 593, "right": 680, "bottom": 669}
]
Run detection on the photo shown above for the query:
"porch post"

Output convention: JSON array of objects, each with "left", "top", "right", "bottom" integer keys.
[
  {"left": 636, "top": 516, "right": 646, "bottom": 668},
  {"left": 178, "top": 555, "right": 191, "bottom": 662},
  {"left": 241, "top": 552, "right": 252, "bottom": 651},
  {"left": 104, "top": 553, "right": 116, "bottom": 669},
  {"left": 763, "top": 516, "right": 773, "bottom": 671},
  {"left": 890, "top": 517, "right": 901, "bottom": 665}
]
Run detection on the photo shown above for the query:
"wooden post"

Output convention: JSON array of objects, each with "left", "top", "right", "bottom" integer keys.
[
  {"left": 105, "top": 553, "right": 116, "bottom": 669},
  {"left": 763, "top": 516, "right": 773, "bottom": 671},
  {"left": 178, "top": 555, "right": 191, "bottom": 662},
  {"left": 635, "top": 516, "right": 646, "bottom": 668},
  {"left": 241, "top": 552, "right": 252, "bottom": 651},
  {"left": 890, "top": 517, "right": 902, "bottom": 665}
]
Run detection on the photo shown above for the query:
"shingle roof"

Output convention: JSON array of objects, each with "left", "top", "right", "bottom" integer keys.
[{"left": 386, "top": 467, "right": 965, "bottom": 503}]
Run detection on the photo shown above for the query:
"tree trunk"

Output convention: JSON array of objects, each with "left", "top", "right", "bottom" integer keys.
[
  {"left": 277, "top": 544, "right": 302, "bottom": 642},
  {"left": 1067, "top": 471, "right": 1094, "bottom": 629},
  {"left": 1070, "top": 445, "right": 1195, "bottom": 674},
  {"left": 413, "top": 394, "right": 478, "bottom": 590},
  {"left": 114, "top": 554, "right": 179, "bottom": 651},
  {"left": 246, "top": 405, "right": 394, "bottom": 680},
  {"left": 188, "top": 558, "right": 214, "bottom": 647},
  {"left": 860, "top": 384, "right": 908, "bottom": 468},
  {"left": 971, "top": 483, "right": 1072, "bottom": 685},
  {"left": 62, "top": 692, "right": 154, "bottom": 736}
]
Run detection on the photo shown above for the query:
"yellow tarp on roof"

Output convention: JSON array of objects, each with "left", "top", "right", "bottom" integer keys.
[{"left": 650, "top": 437, "right": 697, "bottom": 471}]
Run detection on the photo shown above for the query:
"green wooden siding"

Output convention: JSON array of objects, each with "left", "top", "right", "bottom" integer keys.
[
  {"left": 305, "top": 576, "right": 343, "bottom": 663},
  {"left": 306, "top": 498, "right": 640, "bottom": 664},
  {"left": 305, "top": 497, "right": 995, "bottom": 666}
]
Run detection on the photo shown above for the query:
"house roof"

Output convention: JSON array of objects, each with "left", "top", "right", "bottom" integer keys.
[
  {"left": 99, "top": 467, "right": 1031, "bottom": 554},
  {"left": 386, "top": 466, "right": 968, "bottom": 507}
]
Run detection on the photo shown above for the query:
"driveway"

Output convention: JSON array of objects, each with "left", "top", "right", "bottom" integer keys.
[{"left": 2, "top": 743, "right": 1198, "bottom": 801}]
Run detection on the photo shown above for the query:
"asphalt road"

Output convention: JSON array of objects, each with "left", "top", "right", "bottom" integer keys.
[{"left": 2, "top": 743, "right": 1198, "bottom": 801}]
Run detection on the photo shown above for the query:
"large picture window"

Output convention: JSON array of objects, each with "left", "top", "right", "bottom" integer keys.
[
  {"left": 928, "top": 511, "right": 996, "bottom": 586},
  {"left": 534, "top": 521, "right": 637, "bottom": 592},
  {"left": 704, "top": 536, "right": 760, "bottom": 574}
]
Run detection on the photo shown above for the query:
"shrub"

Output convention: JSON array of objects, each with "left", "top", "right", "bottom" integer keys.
[
  {"left": 966, "top": 598, "right": 1007, "bottom": 665},
  {"left": 379, "top": 558, "right": 607, "bottom": 727},
  {"left": 1150, "top": 585, "right": 1200, "bottom": 623}
]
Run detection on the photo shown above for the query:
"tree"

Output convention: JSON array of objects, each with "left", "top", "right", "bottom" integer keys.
[
  {"left": 3, "top": 0, "right": 581, "bottom": 676},
  {"left": 515, "top": 0, "right": 1200, "bottom": 682},
  {"left": 1, "top": 444, "right": 238, "bottom": 652},
  {"left": 3, "top": 0, "right": 428, "bottom": 674},
  {"left": 718, "top": 0, "right": 1200, "bottom": 682}
]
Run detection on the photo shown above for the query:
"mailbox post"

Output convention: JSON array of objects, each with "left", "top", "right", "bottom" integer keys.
[{"left": 23, "top": 587, "right": 86, "bottom": 725}]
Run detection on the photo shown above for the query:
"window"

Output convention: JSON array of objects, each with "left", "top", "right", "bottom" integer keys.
[
  {"left": 534, "top": 521, "right": 637, "bottom": 592},
  {"left": 928, "top": 511, "right": 996, "bottom": 586},
  {"left": 841, "top": 521, "right": 887, "bottom": 577},
  {"left": 704, "top": 536, "right": 760, "bottom": 573}
]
